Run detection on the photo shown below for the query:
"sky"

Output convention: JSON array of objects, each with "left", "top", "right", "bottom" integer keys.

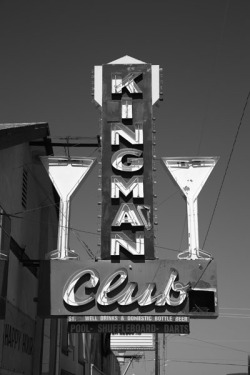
[{"left": 1, "top": 0, "right": 250, "bottom": 374}]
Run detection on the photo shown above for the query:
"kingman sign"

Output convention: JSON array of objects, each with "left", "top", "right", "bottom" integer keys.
[
  {"left": 38, "top": 56, "right": 218, "bottom": 325},
  {"left": 95, "top": 55, "right": 162, "bottom": 260}
]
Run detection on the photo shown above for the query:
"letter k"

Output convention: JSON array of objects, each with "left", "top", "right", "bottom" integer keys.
[{"left": 113, "top": 72, "right": 142, "bottom": 94}]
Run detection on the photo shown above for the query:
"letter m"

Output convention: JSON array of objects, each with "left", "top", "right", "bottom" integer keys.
[{"left": 111, "top": 176, "right": 144, "bottom": 198}]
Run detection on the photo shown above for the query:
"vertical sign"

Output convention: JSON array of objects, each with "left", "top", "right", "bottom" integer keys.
[{"left": 94, "top": 56, "right": 162, "bottom": 260}]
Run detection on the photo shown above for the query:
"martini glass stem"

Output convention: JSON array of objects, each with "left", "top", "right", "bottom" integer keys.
[
  {"left": 58, "top": 199, "right": 70, "bottom": 259},
  {"left": 187, "top": 198, "right": 199, "bottom": 259}
]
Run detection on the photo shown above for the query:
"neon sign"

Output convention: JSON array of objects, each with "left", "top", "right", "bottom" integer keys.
[
  {"left": 63, "top": 267, "right": 188, "bottom": 308},
  {"left": 38, "top": 258, "right": 218, "bottom": 318},
  {"left": 37, "top": 56, "right": 219, "bottom": 321},
  {"left": 95, "top": 56, "right": 162, "bottom": 259}
]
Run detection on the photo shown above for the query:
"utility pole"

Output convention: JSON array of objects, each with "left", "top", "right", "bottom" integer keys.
[
  {"left": 155, "top": 333, "right": 159, "bottom": 375},
  {"left": 163, "top": 334, "right": 166, "bottom": 375}
]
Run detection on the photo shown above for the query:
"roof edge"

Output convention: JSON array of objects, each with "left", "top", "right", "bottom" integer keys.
[{"left": 0, "top": 122, "right": 50, "bottom": 151}]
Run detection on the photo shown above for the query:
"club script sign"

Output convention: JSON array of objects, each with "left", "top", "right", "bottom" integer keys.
[{"left": 38, "top": 259, "right": 217, "bottom": 319}]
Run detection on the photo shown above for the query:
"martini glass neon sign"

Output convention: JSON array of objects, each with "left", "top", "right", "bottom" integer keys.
[
  {"left": 41, "top": 156, "right": 96, "bottom": 260},
  {"left": 162, "top": 157, "right": 218, "bottom": 260}
]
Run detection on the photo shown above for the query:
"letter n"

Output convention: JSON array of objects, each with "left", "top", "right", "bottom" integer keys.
[
  {"left": 111, "top": 232, "right": 144, "bottom": 256},
  {"left": 111, "top": 123, "right": 143, "bottom": 145}
]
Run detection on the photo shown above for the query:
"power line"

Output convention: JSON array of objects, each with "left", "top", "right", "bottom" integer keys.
[
  {"left": 220, "top": 307, "right": 250, "bottom": 311},
  {"left": 13, "top": 161, "right": 98, "bottom": 259},
  {"left": 9, "top": 205, "right": 182, "bottom": 253},
  {"left": 192, "top": 257, "right": 213, "bottom": 289},
  {"left": 69, "top": 225, "right": 97, "bottom": 260},
  {"left": 203, "top": 88, "right": 250, "bottom": 247},
  {"left": 14, "top": 202, "right": 59, "bottom": 216},
  {"left": 153, "top": 245, "right": 180, "bottom": 253},
  {"left": 167, "top": 359, "right": 246, "bottom": 367},
  {"left": 220, "top": 314, "right": 250, "bottom": 319},
  {"left": 13, "top": 203, "right": 98, "bottom": 260},
  {"left": 157, "top": 191, "right": 179, "bottom": 207},
  {"left": 141, "top": 358, "right": 246, "bottom": 367},
  {"left": 184, "top": 336, "right": 250, "bottom": 354}
]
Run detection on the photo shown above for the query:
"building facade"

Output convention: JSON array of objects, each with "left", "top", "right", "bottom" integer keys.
[{"left": 0, "top": 123, "right": 120, "bottom": 375}]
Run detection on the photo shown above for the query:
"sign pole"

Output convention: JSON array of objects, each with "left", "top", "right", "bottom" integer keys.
[
  {"left": 155, "top": 333, "right": 159, "bottom": 375},
  {"left": 163, "top": 334, "right": 166, "bottom": 375}
]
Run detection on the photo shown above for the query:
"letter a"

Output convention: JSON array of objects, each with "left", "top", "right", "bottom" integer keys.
[{"left": 112, "top": 203, "right": 144, "bottom": 227}]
